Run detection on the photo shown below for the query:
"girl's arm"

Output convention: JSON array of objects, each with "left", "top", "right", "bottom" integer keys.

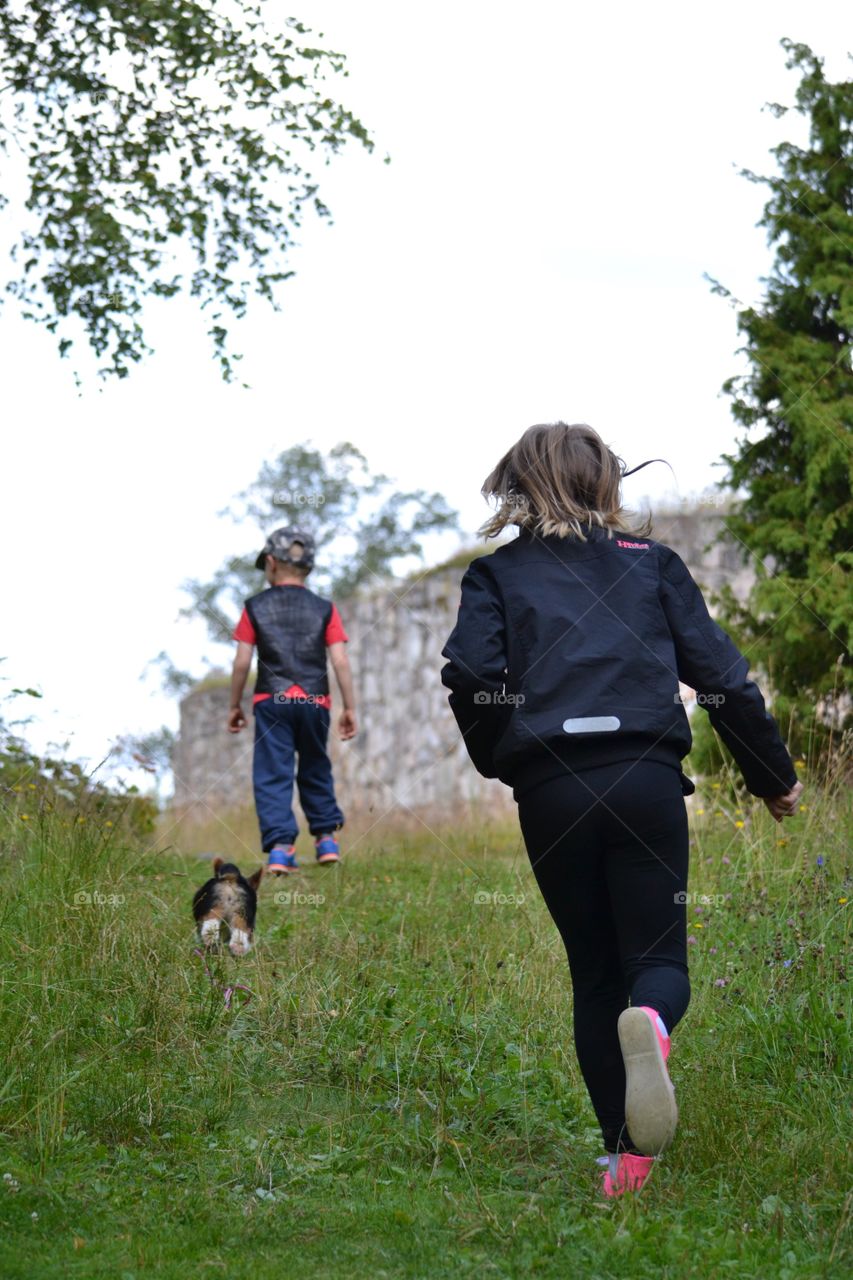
[
  {"left": 440, "top": 558, "right": 511, "bottom": 777},
  {"left": 658, "top": 547, "right": 799, "bottom": 799}
]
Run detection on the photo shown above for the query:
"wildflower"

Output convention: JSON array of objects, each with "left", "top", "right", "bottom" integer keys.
[
  {"left": 105, "top": 821, "right": 113, "bottom": 828},
  {"left": 694, "top": 922, "right": 704, "bottom": 929},
  {"left": 839, "top": 898, "right": 848, "bottom": 906},
  {"left": 709, "top": 947, "right": 718, "bottom": 954},
  {"left": 20, "top": 814, "right": 30, "bottom": 821},
  {"left": 816, "top": 856, "right": 824, "bottom": 867},
  {"left": 688, "top": 935, "right": 698, "bottom": 945},
  {"left": 722, "top": 856, "right": 731, "bottom": 865},
  {"left": 697, "top": 808, "right": 705, "bottom": 816},
  {"left": 28, "top": 783, "right": 36, "bottom": 790},
  {"left": 783, "top": 960, "right": 792, "bottom": 968},
  {"left": 777, "top": 839, "right": 787, "bottom": 847},
  {"left": 31, "top": 1211, "right": 38, "bottom": 1221},
  {"left": 712, "top": 782, "right": 720, "bottom": 789},
  {"left": 735, "top": 820, "right": 744, "bottom": 829},
  {"left": 714, "top": 978, "right": 727, "bottom": 987},
  {"left": 77, "top": 816, "right": 86, "bottom": 824},
  {"left": 798, "top": 804, "right": 806, "bottom": 812}
]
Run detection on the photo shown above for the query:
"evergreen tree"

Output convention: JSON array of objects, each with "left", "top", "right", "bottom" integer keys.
[{"left": 707, "top": 39, "right": 852, "bottom": 767}]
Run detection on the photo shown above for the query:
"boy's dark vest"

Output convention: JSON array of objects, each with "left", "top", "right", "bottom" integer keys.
[{"left": 245, "top": 586, "right": 332, "bottom": 697}]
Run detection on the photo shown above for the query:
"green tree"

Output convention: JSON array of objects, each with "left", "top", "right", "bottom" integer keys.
[
  {"left": 0, "top": 0, "right": 373, "bottom": 379},
  {"left": 178, "top": 440, "right": 460, "bottom": 647},
  {"left": 706, "top": 39, "right": 852, "bottom": 767},
  {"left": 0, "top": 674, "right": 157, "bottom": 833}
]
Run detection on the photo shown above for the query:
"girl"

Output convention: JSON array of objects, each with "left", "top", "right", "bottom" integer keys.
[{"left": 440, "top": 422, "right": 803, "bottom": 1197}]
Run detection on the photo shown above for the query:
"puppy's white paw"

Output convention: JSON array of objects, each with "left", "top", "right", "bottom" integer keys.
[
  {"left": 200, "top": 918, "right": 221, "bottom": 948},
  {"left": 229, "top": 928, "right": 251, "bottom": 957}
]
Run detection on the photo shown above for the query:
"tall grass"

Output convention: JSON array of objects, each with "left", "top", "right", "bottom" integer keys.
[{"left": 0, "top": 774, "right": 849, "bottom": 1278}]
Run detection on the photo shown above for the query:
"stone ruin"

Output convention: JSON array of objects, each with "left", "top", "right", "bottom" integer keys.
[{"left": 171, "top": 508, "right": 757, "bottom": 824}]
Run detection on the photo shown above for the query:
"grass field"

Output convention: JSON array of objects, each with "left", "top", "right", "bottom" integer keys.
[{"left": 0, "top": 777, "right": 850, "bottom": 1279}]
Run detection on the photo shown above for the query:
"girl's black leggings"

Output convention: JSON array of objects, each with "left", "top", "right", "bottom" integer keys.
[{"left": 516, "top": 759, "right": 690, "bottom": 1154}]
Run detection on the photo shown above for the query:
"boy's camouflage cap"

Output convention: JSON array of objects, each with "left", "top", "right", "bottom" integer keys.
[{"left": 255, "top": 527, "right": 316, "bottom": 571}]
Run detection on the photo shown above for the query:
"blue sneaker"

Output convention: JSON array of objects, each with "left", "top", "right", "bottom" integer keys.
[
  {"left": 315, "top": 834, "right": 340, "bottom": 864},
  {"left": 268, "top": 845, "right": 298, "bottom": 875}
]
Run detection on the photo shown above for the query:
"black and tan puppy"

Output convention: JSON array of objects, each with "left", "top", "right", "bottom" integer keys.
[{"left": 192, "top": 858, "right": 263, "bottom": 956}]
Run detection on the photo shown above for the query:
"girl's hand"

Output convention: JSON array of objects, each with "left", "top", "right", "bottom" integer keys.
[
  {"left": 763, "top": 780, "right": 804, "bottom": 823},
  {"left": 338, "top": 709, "right": 357, "bottom": 740}
]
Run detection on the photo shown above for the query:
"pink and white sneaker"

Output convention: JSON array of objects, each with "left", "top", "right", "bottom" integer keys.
[
  {"left": 599, "top": 1152, "right": 656, "bottom": 1197},
  {"left": 617, "top": 1004, "right": 678, "bottom": 1155}
]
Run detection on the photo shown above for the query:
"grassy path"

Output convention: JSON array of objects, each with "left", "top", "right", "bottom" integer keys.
[{"left": 0, "top": 790, "right": 850, "bottom": 1278}]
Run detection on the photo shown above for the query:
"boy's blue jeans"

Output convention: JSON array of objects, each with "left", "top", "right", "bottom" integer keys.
[{"left": 252, "top": 697, "right": 344, "bottom": 851}]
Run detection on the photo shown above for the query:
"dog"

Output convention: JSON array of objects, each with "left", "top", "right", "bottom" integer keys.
[{"left": 192, "top": 858, "right": 263, "bottom": 956}]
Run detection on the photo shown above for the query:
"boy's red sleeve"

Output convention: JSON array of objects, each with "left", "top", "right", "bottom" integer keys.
[
  {"left": 325, "top": 604, "right": 348, "bottom": 645},
  {"left": 233, "top": 608, "right": 256, "bottom": 644}
]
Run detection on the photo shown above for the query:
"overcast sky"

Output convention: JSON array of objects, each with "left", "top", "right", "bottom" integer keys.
[{"left": 0, "top": 0, "right": 848, "bottom": 787}]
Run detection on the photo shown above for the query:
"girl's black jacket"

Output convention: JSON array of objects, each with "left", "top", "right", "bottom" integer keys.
[{"left": 440, "top": 526, "right": 799, "bottom": 800}]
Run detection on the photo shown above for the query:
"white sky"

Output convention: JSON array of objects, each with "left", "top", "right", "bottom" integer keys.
[{"left": 0, "top": 0, "right": 848, "bottom": 788}]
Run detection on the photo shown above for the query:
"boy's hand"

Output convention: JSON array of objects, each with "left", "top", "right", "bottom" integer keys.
[
  {"left": 338, "top": 709, "right": 357, "bottom": 740},
  {"left": 227, "top": 705, "right": 247, "bottom": 734},
  {"left": 763, "top": 780, "right": 804, "bottom": 823}
]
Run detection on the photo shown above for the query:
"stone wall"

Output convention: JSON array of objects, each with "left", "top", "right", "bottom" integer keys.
[{"left": 171, "top": 509, "right": 755, "bottom": 820}]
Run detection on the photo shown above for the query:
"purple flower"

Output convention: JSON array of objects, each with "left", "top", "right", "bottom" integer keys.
[
  {"left": 783, "top": 960, "right": 792, "bottom": 967},
  {"left": 817, "top": 857, "right": 824, "bottom": 867},
  {"left": 709, "top": 947, "right": 718, "bottom": 954},
  {"left": 687, "top": 935, "right": 698, "bottom": 945},
  {"left": 722, "top": 856, "right": 731, "bottom": 865},
  {"left": 714, "top": 978, "right": 727, "bottom": 987}
]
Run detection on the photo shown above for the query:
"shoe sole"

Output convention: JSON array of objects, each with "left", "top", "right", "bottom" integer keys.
[
  {"left": 618, "top": 1007, "right": 678, "bottom": 1155},
  {"left": 316, "top": 853, "right": 340, "bottom": 864}
]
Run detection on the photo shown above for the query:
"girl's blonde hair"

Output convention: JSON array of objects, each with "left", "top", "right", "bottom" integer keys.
[{"left": 479, "top": 422, "right": 654, "bottom": 542}]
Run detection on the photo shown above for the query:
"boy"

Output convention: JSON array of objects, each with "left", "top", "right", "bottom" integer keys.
[{"left": 227, "top": 526, "right": 357, "bottom": 874}]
